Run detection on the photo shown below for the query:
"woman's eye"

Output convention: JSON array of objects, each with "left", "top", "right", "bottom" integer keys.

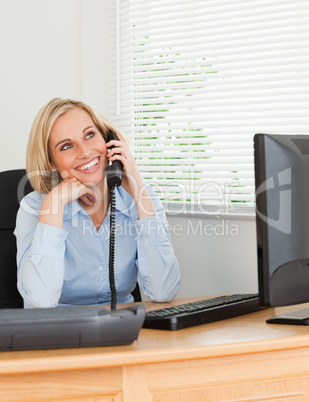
[
  {"left": 61, "top": 143, "right": 72, "bottom": 151},
  {"left": 86, "top": 131, "right": 95, "bottom": 139}
]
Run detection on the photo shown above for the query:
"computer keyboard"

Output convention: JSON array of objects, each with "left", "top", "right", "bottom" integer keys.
[{"left": 143, "top": 293, "right": 262, "bottom": 330}]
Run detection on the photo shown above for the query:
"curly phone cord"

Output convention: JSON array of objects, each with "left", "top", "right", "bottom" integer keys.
[{"left": 109, "top": 187, "right": 117, "bottom": 310}]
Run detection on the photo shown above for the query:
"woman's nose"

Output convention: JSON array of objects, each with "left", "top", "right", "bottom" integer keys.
[{"left": 77, "top": 142, "right": 92, "bottom": 159}]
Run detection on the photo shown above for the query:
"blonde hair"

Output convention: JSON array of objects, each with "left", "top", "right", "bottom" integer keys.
[{"left": 26, "top": 97, "right": 126, "bottom": 194}]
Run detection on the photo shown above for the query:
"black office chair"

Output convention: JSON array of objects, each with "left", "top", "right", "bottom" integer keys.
[
  {"left": 131, "top": 283, "right": 141, "bottom": 302},
  {"left": 0, "top": 169, "right": 32, "bottom": 308},
  {"left": 0, "top": 169, "right": 141, "bottom": 307}
]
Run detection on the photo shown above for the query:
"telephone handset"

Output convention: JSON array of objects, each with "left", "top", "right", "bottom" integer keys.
[{"left": 105, "top": 130, "right": 123, "bottom": 189}]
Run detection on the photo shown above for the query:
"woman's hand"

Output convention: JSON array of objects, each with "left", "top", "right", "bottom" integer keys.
[
  {"left": 106, "top": 138, "right": 142, "bottom": 198},
  {"left": 58, "top": 177, "right": 97, "bottom": 207},
  {"left": 39, "top": 176, "right": 96, "bottom": 228},
  {"left": 106, "top": 138, "right": 156, "bottom": 219}
]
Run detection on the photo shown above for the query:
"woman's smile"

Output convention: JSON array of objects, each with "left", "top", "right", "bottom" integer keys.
[{"left": 75, "top": 156, "right": 101, "bottom": 173}]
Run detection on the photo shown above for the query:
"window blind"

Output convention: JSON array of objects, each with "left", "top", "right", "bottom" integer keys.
[{"left": 106, "top": 0, "right": 309, "bottom": 215}]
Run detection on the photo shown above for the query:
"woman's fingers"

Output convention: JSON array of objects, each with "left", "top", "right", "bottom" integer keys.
[
  {"left": 79, "top": 194, "right": 94, "bottom": 207},
  {"left": 56, "top": 177, "right": 97, "bottom": 206}
]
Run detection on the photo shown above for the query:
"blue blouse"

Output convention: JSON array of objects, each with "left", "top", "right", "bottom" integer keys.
[{"left": 14, "top": 185, "right": 181, "bottom": 308}]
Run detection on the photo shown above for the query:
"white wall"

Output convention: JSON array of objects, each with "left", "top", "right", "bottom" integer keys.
[
  {"left": 168, "top": 214, "right": 258, "bottom": 298},
  {"left": 0, "top": 0, "right": 111, "bottom": 172},
  {"left": 0, "top": 0, "right": 83, "bottom": 171},
  {"left": 1, "top": 0, "right": 259, "bottom": 298}
]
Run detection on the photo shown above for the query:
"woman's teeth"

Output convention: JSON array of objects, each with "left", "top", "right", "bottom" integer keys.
[{"left": 77, "top": 157, "right": 99, "bottom": 171}]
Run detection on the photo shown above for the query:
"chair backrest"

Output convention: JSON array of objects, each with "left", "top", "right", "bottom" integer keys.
[
  {"left": 0, "top": 169, "right": 32, "bottom": 308},
  {"left": 131, "top": 283, "right": 141, "bottom": 302}
]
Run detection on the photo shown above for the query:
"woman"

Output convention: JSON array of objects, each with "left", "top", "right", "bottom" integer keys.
[{"left": 14, "top": 98, "right": 180, "bottom": 308}]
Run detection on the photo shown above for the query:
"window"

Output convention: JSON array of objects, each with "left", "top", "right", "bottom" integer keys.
[{"left": 106, "top": 0, "right": 309, "bottom": 216}]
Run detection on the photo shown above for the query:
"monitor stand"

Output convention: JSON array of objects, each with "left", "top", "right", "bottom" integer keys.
[{"left": 267, "top": 306, "right": 309, "bottom": 325}]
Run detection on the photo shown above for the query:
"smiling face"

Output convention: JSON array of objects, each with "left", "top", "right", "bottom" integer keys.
[{"left": 48, "top": 107, "right": 109, "bottom": 187}]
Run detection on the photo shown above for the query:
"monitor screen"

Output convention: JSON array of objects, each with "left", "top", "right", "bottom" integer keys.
[{"left": 254, "top": 133, "right": 309, "bottom": 325}]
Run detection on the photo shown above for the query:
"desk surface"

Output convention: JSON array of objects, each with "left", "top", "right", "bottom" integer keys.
[{"left": 1, "top": 297, "right": 309, "bottom": 375}]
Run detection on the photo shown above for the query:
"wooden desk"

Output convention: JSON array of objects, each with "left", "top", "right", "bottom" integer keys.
[{"left": 1, "top": 298, "right": 309, "bottom": 401}]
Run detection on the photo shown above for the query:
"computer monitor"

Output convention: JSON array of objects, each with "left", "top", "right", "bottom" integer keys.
[{"left": 254, "top": 133, "right": 309, "bottom": 325}]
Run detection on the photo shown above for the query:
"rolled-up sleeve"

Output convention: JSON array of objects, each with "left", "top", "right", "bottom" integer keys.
[{"left": 14, "top": 196, "right": 68, "bottom": 308}]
